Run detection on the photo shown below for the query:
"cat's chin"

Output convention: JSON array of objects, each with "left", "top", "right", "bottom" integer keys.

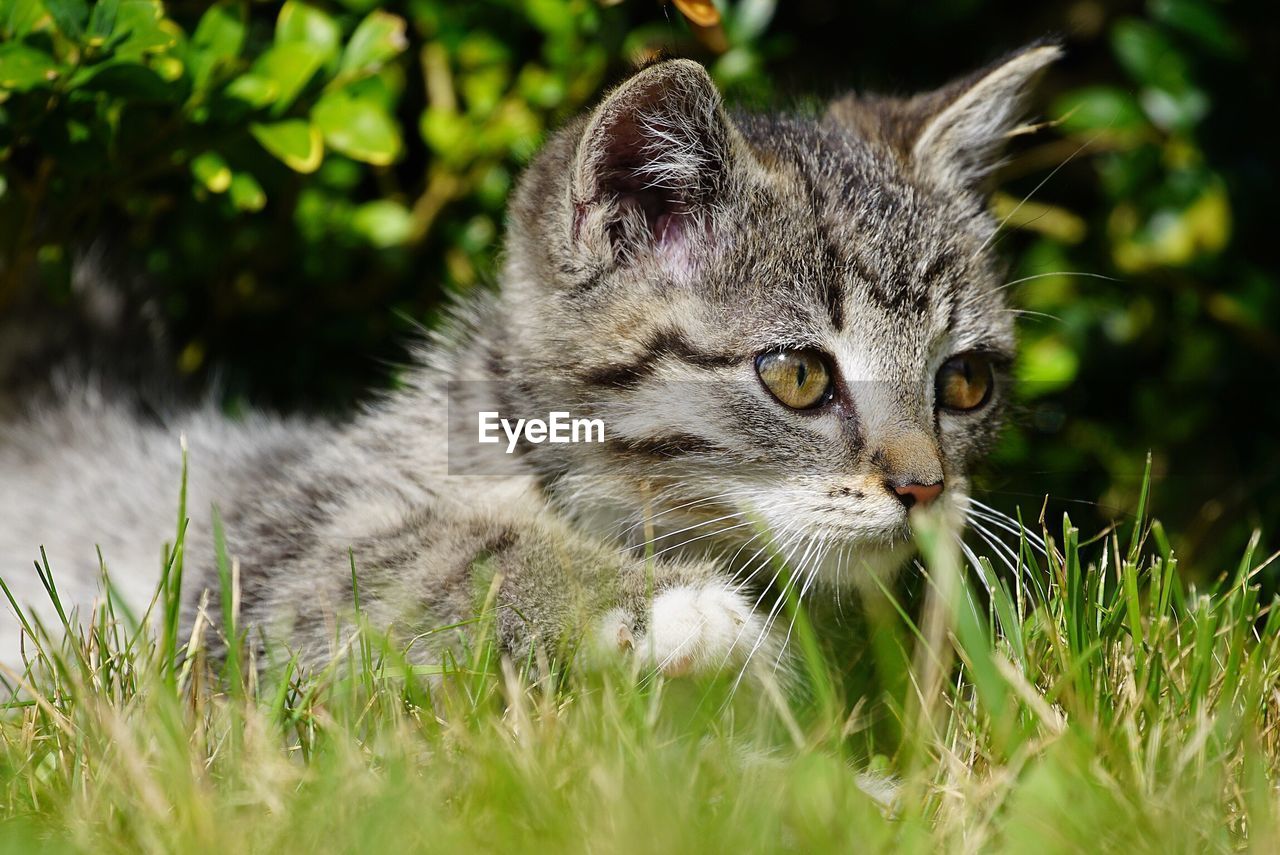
[
  {"left": 813, "top": 499, "right": 971, "bottom": 592},
  {"left": 811, "top": 539, "right": 918, "bottom": 594},
  {"left": 709, "top": 528, "right": 919, "bottom": 596}
]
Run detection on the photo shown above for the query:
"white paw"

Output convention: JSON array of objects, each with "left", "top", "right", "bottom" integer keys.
[
  {"left": 624, "top": 583, "right": 765, "bottom": 677},
  {"left": 596, "top": 606, "right": 638, "bottom": 655}
]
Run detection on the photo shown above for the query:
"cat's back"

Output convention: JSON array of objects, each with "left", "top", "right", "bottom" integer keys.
[{"left": 0, "top": 388, "right": 323, "bottom": 663}]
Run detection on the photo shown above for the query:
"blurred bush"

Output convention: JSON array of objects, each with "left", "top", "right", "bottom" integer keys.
[
  {"left": 0, "top": 0, "right": 779, "bottom": 405},
  {"left": 980, "top": 0, "right": 1277, "bottom": 569},
  {"left": 0, "top": 0, "right": 1275, "bottom": 568}
]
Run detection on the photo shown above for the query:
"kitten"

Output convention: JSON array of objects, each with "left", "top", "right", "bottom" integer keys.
[{"left": 0, "top": 44, "right": 1060, "bottom": 676}]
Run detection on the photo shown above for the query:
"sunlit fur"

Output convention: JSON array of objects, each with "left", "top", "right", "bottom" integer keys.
[{"left": 0, "top": 46, "right": 1058, "bottom": 674}]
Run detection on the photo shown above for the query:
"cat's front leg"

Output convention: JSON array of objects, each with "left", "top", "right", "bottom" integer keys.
[
  {"left": 335, "top": 505, "right": 783, "bottom": 679},
  {"left": 596, "top": 576, "right": 777, "bottom": 678},
  {"left": 445, "top": 510, "right": 781, "bottom": 678}
]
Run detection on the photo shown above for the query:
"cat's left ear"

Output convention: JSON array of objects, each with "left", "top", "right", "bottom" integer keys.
[
  {"left": 830, "top": 42, "right": 1062, "bottom": 192},
  {"left": 570, "top": 59, "right": 738, "bottom": 277}
]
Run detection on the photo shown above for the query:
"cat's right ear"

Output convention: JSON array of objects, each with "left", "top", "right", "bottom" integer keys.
[
  {"left": 570, "top": 60, "right": 735, "bottom": 279},
  {"left": 827, "top": 42, "right": 1061, "bottom": 193}
]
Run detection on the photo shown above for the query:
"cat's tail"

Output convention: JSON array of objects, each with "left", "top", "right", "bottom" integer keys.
[{"left": 0, "top": 248, "right": 171, "bottom": 418}]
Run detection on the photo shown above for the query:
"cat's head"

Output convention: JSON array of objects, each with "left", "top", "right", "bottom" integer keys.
[{"left": 499, "top": 44, "right": 1059, "bottom": 586}]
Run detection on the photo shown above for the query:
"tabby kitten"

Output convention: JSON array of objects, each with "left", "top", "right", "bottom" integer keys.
[{"left": 0, "top": 44, "right": 1060, "bottom": 675}]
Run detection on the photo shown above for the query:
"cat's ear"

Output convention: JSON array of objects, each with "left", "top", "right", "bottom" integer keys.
[
  {"left": 571, "top": 59, "right": 735, "bottom": 275},
  {"left": 829, "top": 42, "right": 1061, "bottom": 191}
]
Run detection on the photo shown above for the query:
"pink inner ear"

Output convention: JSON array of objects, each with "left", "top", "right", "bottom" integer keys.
[
  {"left": 578, "top": 84, "right": 723, "bottom": 279},
  {"left": 660, "top": 212, "right": 691, "bottom": 279},
  {"left": 653, "top": 211, "right": 698, "bottom": 281},
  {"left": 653, "top": 211, "right": 678, "bottom": 244},
  {"left": 597, "top": 184, "right": 707, "bottom": 280}
]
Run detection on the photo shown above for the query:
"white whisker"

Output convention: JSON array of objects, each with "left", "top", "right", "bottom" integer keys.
[
  {"left": 967, "top": 499, "right": 1046, "bottom": 551},
  {"left": 995, "top": 270, "right": 1121, "bottom": 294},
  {"left": 973, "top": 133, "right": 1099, "bottom": 259}
]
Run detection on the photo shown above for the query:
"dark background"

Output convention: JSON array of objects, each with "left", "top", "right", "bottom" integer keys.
[{"left": 1, "top": 0, "right": 1276, "bottom": 574}]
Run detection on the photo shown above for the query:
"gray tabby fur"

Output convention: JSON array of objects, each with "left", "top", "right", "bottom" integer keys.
[{"left": 0, "top": 44, "right": 1059, "bottom": 674}]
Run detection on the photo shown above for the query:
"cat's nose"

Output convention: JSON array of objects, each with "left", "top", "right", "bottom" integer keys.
[
  {"left": 888, "top": 479, "right": 944, "bottom": 509},
  {"left": 874, "top": 430, "right": 944, "bottom": 509}
]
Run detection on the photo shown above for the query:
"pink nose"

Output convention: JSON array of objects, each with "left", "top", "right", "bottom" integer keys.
[{"left": 892, "top": 481, "right": 944, "bottom": 509}]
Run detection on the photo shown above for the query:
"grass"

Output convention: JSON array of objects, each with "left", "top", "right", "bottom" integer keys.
[{"left": 2, "top": 458, "right": 1280, "bottom": 853}]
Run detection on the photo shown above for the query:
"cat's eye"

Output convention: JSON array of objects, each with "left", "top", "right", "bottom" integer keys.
[
  {"left": 755, "top": 349, "right": 833, "bottom": 410},
  {"left": 936, "top": 353, "right": 995, "bottom": 412}
]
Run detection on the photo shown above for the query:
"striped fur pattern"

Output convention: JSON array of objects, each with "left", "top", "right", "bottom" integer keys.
[{"left": 0, "top": 45, "right": 1059, "bottom": 676}]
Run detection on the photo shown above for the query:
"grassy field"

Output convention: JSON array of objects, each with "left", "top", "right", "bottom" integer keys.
[{"left": 2, "top": 462, "right": 1279, "bottom": 853}]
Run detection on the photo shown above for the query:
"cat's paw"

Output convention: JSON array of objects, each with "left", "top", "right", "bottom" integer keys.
[{"left": 598, "top": 583, "right": 767, "bottom": 677}]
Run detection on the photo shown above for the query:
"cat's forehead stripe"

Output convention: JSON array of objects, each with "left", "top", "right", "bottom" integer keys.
[
  {"left": 579, "top": 326, "right": 739, "bottom": 390},
  {"left": 775, "top": 141, "right": 958, "bottom": 324}
]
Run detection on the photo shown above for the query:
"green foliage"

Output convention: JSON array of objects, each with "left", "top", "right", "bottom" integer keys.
[
  {"left": 984, "top": 0, "right": 1275, "bottom": 568},
  {"left": 0, "top": 0, "right": 777, "bottom": 404}
]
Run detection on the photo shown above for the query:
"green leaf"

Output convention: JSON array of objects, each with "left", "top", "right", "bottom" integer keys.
[
  {"left": 339, "top": 10, "right": 407, "bottom": 77},
  {"left": 1149, "top": 0, "right": 1243, "bottom": 57},
  {"left": 229, "top": 171, "right": 266, "bottom": 211},
  {"left": 712, "top": 46, "right": 761, "bottom": 88},
  {"left": 457, "top": 32, "right": 510, "bottom": 69},
  {"left": 237, "top": 41, "right": 326, "bottom": 113},
  {"left": 277, "top": 1, "right": 341, "bottom": 65},
  {"left": 460, "top": 65, "right": 508, "bottom": 116},
  {"left": 251, "top": 119, "right": 324, "bottom": 173},
  {"left": 43, "top": 0, "right": 89, "bottom": 39},
  {"left": 0, "top": 43, "right": 60, "bottom": 91},
  {"left": 189, "top": 1, "right": 246, "bottom": 88},
  {"left": 3, "top": 0, "right": 46, "bottom": 39},
  {"left": 1140, "top": 86, "right": 1209, "bottom": 132},
  {"left": 1111, "top": 18, "right": 1191, "bottom": 95},
  {"left": 76, "top": 62, "right": 175, "bottom": 100},
  {"left": 1051, "top": 87, "right": 1148, "bottom": 139},
  {"left": 88, "top": 0, "right": 119, "bottom": 38},
  {"left": 516, "top": 66, "right": 566, "bottom": 109},
  {"left": 341, "top": 69, "right": 398, "bottom": 110},
  {"left": 420, "top": 107, "right": 470, "bottom": 160},
  {"left": 1017, "top": 335, "right": 1079, "bottom": 395},
  {"left": 223, "top": 73, "right": 277, "bottom": 108},
  {"left": 350, "top": 199, "right": 412, "bottom": 247},
  {"left": 525, "top": 0, "right": 576, "bottom": 35},
  {"left": 312, "top": 91, "right": 401, "bottom": 165},
  {"left": 728, "top": 0, "right": 775, "bottom": 42},
  {"left": 1112, "top": 181, "right": 1230, "bottom": 271},
  {"left": 192, "top": 0, "right": 245, "bottom": 56},
  {"left": 113, "top": 0, "right": 177, "bottom": 60},
  {"left": 191, "top": 151, "right": 232, "bottom": 193}
]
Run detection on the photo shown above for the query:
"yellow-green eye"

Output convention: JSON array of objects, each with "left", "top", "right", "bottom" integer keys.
[
  {"left": 936, "top": 353, "right": 995, "bottom": 412},
  {"left": 755, "top": 349, "right": 833, "bottom": 410}
]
